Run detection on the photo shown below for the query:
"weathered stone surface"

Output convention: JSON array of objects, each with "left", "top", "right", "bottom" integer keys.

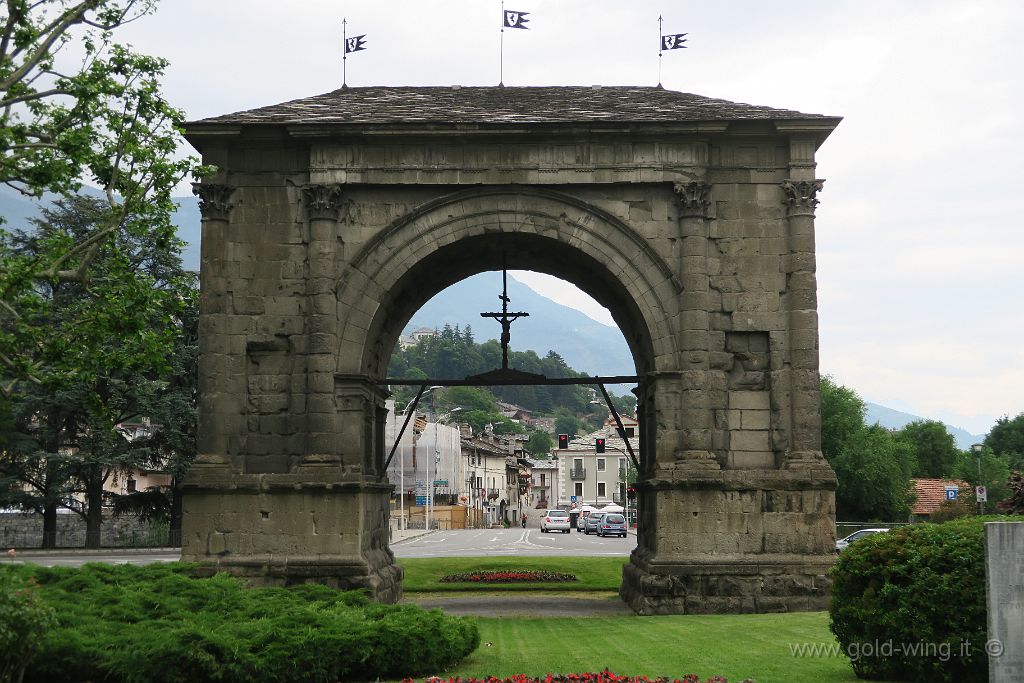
[
  {"left": 986, "top": 522, "right": 1024, "bottom": 682},
  {"left": 182, "top": 85, "right": 839, "bottom": 614}
]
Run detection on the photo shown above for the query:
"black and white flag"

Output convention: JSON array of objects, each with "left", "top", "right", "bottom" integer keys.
[
  {"left": 345, "top": 34, "right": 367, "bottom": 53},
  {"left": 503, "top": 10, "right": 530, "bottom": 29},
  {"left": 660, "top": 33, "right": 687, "bottom": 50}
]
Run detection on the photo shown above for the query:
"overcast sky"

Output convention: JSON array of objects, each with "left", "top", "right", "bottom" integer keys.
[{"left": 118, "top": 0, "right": 1021, "bottom": 435}]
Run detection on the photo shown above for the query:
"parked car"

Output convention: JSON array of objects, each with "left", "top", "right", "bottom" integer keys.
[
  {"left": 540, "top": 509, "right": 571, "bottom": 533},
  {"left": 596, "top": 513, "right": 627, "bottom": 537},
  {"left": 836, "top": 527, "right": 890, "bottom": 551},
  {"left": 576, "top": 510, "right": 592, "bottom": 532},
  {"left": 584, "top": 512, "right": 607, "bottom": 535}
]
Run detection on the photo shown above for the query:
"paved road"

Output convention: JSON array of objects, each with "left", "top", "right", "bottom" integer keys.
[
  {"left": 5, "top": 528, "right": 635, "bottom": 567},
  {"left": 392, "top": 527, "right": 636, "bottom": 558},
  {"left": 5, "top": 549, "right": 181, "bottom": 568}
]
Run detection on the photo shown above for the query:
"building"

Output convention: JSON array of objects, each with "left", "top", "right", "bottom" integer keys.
[
  {"left": 462, "top": 429, "right": 515, "bottom": 526},
  {"left": 910, "top": 478, "right": 971, "bottom": 521},
  {"left": 397, "top": 326, "right": 436, "bottom": 349},
  {"left": 384, "top": 400, "right": 463, "bottom": 526},
  {"left": 555, "top": 415, "right": 639, "bottom": 511},
  {"left": 529, "top": 458, "right": 559, "bottom": 510}
]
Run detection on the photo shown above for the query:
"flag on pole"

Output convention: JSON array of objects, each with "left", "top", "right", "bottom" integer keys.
[
  {"left": 345, "top": 35, "right": 368, "bottom": 53},
  {"left": 503, "top": 10, "right": 530, "bottom": 29},
  {"left": 660, "top": 33, "right": 687, "bottom": 50}
]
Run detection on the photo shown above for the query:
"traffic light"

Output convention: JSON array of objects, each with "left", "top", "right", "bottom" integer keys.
[
  {"left": 627, "top": 486, "right": 636, "bottom": 500},
  {"left": 595, "top": 438, "right": 605, "bottom": 453},
  {"left": 557, "top": 434, "right": 568, "bottom": 449}
]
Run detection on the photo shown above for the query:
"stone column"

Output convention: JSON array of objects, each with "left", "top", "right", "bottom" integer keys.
[
  {"left": 780, "top": 178, "right": 828, "bottom": 468},
  {"left": 300, "top": 184, "right": 344, "bottom": 468},
  {"left": 986, "top": 521, "right": 1024, "bottom": 682},
  {"left": 191, "top": 182, "right": 236, "bottom": 469},
  {"left": 672, "top": 181, "right": 719, "bottom": 470}
]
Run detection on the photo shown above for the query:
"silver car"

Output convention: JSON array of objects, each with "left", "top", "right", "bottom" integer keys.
[
  {"left": 584, "top": 512, "right": 607, "bottom": 535},
  {"left": 596, "top": 512, "right": 627, "bottom": 537},
  {"left": 836, "top": 527, "right": 890, "bottom": 551},
  {"left": 540, "top": 509, "right": 571, "bottom": 533}
]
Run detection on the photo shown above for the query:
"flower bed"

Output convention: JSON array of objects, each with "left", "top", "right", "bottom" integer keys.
[
  {"left": 439, "top": 570, "right": 578, "bottom": 584},
  {"left": 403, "top": 670, "right": 749, "bottom": 683}
]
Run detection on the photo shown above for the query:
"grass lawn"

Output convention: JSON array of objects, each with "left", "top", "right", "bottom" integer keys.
[
  {"left": 404, "top": 612, "right": 857, "bottom": 683},
  {"left": 400, "top": 556, "right": 626, "bottom": 591},
  {"left": 396, "top": 558, "right": 859, "bottom": 682}
]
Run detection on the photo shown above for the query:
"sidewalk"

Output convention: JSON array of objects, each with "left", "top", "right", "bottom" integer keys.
[{"left": 390, "top": 526, "right": 436, "bottom": 545}]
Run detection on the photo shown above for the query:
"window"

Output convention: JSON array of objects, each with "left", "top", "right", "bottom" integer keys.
[
  {"left": 574, "top": 482, "right": 583, "bottom": 497},
  {"left": 617, "top": 427, "right": 635, "bottom": 438},
  {"left": 573, "top": 458, "right": 583, "bottom": 469},
  {"left": 126, "top": 478, "right": 137, "bottom": 493},
  {"left": 476, "top": 476, "right": 482, "bottom": 489},
  {"left": 598, "top": 482, "right": 606, "bottom": 498},
  {"left": 540, "top": 473, "right": 546, "bottom": 486},
  {"left": 597, "top": 458, "right": 606, "bottom": 472}
]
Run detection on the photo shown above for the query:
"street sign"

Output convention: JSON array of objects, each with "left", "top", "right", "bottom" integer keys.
[
  {"left": 976, "top": 485, "right": 988, "bottom": 502},
  {"left": 570, "top": 495, "right": 577, "bottom": 502},
  {"left": 433, "top": 479, "right": 448, "bottom": 486},
  {"left": 945, "top": 485, "right": 959, "bottom": 500}
]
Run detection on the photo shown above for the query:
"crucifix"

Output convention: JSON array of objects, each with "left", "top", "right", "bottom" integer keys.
[{"left": 480, "top": 268, "right": 529, "bottom": 370}]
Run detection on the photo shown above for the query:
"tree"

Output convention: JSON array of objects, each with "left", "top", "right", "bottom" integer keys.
[
  {"left": 525, "top": 431, "right": 553, "bottom": 457},
  {"left": 985, "top": 413, "right": 1024, "bottom": 471},
  {"left": 953, "top": 446, "right": 1011, "bottom": 509},
  {"left": 820, "top": 377, "right": 917, "bottom": 521},
  {"left": 997, "top": 471, "right": 1024, "bottom": 514},
  {"left": 831, "top": 424, "right": 916, "bottom": 521},
  {"left": 820, "top": 375, "right": 866, "bottom": 462},
  {"left": 0, "top": 196, "right": 194, "bottom": 547},
  {"left": 896, "top": 420, "right": 959, "bottom": 478},
  {"left": 1, "top": 0, "right": 202, "bottom": 389}
]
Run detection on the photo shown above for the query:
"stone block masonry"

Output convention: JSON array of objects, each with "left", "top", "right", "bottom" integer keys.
[{"left": 183, "top": 85, "right": 840, "bottom": 613}]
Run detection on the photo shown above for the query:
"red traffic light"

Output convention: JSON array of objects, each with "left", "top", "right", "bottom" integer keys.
[
  {"left": 627, "top": 487, "right": 636, "bottom": 499},
  {"left": 557, "top": 434, "right": 569, "bottom": 449},
  {"left": 595, "top": 438, "right": 605, "bottom": 453}
]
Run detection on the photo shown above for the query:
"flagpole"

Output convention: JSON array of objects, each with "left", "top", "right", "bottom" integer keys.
[
  {"left": 342, "top": 17, "right": 348, "bottom": 88},
  {"left": 657, "top": 14, "right": 663, "bottom": 87},
  {"left": 499, "top": 0, "right": 505, "bottom": 86}
]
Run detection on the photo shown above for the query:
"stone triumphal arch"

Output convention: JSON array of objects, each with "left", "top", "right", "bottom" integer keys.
[{"left": 182, "top": 86, "right": 841, "bottom": 614}]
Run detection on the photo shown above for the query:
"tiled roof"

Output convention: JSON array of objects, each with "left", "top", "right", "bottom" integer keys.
[
  {"left": 912, "top": 478, "right": 970, "bottom": 515},
  {"left": 189, "top": 86, "right": 837, "bottom": 127}
]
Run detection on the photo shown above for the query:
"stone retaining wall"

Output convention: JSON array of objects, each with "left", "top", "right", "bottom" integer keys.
[{"left": 0, "top": 511, "right": 173, "bottom": 548}]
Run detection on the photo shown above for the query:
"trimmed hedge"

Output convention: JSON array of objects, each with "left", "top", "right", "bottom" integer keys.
[
  {"left": 0, "top": 562, "right": 478, "bottom": 683},
  {"left": 830, "top": 516, "right": 1023, "bottom": 682}
]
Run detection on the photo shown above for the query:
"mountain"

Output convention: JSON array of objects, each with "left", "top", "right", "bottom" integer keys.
[
  {"left": 407, "top": 274, "right": 636, "bottom": 379},
  {"left": 864, "top": 401, "right": 986, "bottom": 450}
]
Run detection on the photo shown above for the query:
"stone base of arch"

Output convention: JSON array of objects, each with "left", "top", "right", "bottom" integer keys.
[
  {"left": 180, "top": 470, "right": 403, "bottom": 602},
  {"left": 619, "top": 469, "right": 836, "bottom": 615}
]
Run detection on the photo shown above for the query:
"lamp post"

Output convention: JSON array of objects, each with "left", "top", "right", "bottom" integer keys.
[{"left": 972, "top": 443, "right": 984, "bottom": 514}]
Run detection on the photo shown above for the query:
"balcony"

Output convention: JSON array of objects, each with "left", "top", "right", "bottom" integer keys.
[
  {"left": 569, "top": 467, "right": 586, "bottom": 481},
  {"left": 486, "top": 488, "right": 499, "bottom": 500}
]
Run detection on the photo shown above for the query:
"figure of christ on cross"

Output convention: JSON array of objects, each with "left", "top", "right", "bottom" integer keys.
[{"left": 480, "top": 269, "right": 529, "bottom": 370}]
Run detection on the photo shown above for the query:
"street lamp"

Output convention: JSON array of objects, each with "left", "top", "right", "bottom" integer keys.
[{"left": 972, "top": 443, "right": 984, "bottom": 514}]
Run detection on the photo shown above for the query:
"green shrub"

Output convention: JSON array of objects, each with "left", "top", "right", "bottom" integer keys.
[
  {"left": 830, "top": 515, "right": 1024, "bottom": 681},
  {"left": 0, "top": 562, "right": 478, "bottom": 683},
  {"left": 0, "top": 573, "right": 56, "bottom": 683}
]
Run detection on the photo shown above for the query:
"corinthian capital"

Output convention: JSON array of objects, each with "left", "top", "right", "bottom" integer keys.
[
  {"left": 192, "top": 183, "right": 235, "bottom": 221},
  {"left": 781, "top": 179, "right": 825, "bottom": 214},
  {"left": 673, "top": 181, "right": 711, "bottom": 219},
  {"left": 302, "top": 184, "right": 345, "bottom": 221}
]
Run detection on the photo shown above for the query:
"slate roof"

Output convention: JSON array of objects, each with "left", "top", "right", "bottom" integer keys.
[
  {"left": 190, "top": 86, "right": 836, "bottom": 127},
  {"left": 911, "top": 478, "right": 970, "bottom": 516}
]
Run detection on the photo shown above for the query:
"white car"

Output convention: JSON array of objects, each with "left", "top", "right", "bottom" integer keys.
[
  {"left": 836, "top": 527, "right": 890, "bottom": 551},
  {"left": 540, "top": 509, "right": 571, "bottom": 533}
]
